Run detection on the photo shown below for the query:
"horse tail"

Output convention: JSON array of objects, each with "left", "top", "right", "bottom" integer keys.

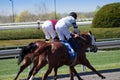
[{"left": 17, "top": 42, "right": 38, "bottom": 65}]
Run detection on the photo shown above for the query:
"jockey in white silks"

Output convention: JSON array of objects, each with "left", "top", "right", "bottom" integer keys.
[
  {"left": 37, "top": 20, "right": 59, "bottom": 41},
  {"left": 55, "top": 12, "right": 80, "bottom": 52}
]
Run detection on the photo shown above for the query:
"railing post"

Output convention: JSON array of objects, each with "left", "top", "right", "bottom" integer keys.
[{"left": 82, "top": 65, "right": 86, "bottom": 71}]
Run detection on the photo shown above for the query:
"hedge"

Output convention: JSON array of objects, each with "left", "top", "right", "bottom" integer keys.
[{"left": 92, "top": 2, "right": 120, "bottom": 28}]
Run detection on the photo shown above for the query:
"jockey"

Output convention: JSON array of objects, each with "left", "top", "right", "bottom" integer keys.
[
  {"left": 37, "top": 20, "right": 59, "bottom": 41},
  {"left": 55, "top": 12, "right": 80, "bottom": 52}
]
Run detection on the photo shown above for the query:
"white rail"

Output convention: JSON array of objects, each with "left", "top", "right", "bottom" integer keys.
[
  {"left": 0, "top": 21, "right": 120, "bottom": 58},
  {"left": 0, "top": 48, "right": 21, "bottom": 58},
  {"left": 0, "top": 40, "right": 120, "bottom": 58},
  {"left": 0, "top": 40, "right": 120, "bottom": 72},
  {"left": 0, "top": 21, "right": 92, "bottom": 30},
  {"left": 97, "top": 40, "right": 120, "bottom": 49}
]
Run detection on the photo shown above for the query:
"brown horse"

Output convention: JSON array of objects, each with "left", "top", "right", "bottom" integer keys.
[
  {"left": 14, "top": 41, "right": 50, "bottom": 80},
  {"left": 25, "top": 31, "right": 105, "bottom": 80}
]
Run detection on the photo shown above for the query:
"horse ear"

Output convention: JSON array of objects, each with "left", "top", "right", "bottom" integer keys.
[
  {"left": 29, "top": 42, "right": 34, "bottom": 46},
  {"left": 89, "top": 31, "right": 92, "bottom": 35}
]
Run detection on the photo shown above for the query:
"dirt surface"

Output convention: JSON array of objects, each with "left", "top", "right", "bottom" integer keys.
[
  {"left": 58, "top": 71, "right": 120, "bottom": 80},
  {"left": 81, "top": 71, "right": 120, "bottom": 80},
  {"left": 57, "top": 68, "right": 120, "bottom": 80},
  {"left": 23, "top": 68, "right": 120, "bottom": 80}
]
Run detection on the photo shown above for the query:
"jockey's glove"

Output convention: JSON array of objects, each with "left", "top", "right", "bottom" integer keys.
[{"left": 74, "top": 28, "right": 80, "bottom": 34}]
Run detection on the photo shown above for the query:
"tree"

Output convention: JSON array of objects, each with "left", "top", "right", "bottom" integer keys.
[
  {"left": 92, "top": 2, "right": 120, "bottom": 28},
  {"left": 49, "top": 12, "right": 61, "bottom": 20},
  {"left": 15, "top": 10, "right": 35, "bottom": 22},
  {"left": 94, "top": 5, "right": 101, "bottom": 14}
]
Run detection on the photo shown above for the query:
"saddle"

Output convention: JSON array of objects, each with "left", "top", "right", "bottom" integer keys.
[{"left": 61, "top": 41, "right": 77, "bottom": 58}]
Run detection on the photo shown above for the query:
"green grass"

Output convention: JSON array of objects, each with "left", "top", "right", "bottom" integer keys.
[
  {"left": 77, "top": 26, "right": 120, "bottom": 39},
  {"left": 0, "top": 39, "right": 41, "bottom": 47},
  {"left": 0, "top": 28, "right": 44, "bottom": 40},
  {"left": 0, "top": 26, "right": 120, "bottom": 40},
  {"left": 0, "top": 25, "right": 120, "bottom": 80},
  {"left": 0, "top": 50, "right": 120, "bottom": 80},
  {"left": 87, "top": 51, "right": 120, "bottom": 69},
  {"left": 71, "top": 25, "right": 120, "bottom": 39}
]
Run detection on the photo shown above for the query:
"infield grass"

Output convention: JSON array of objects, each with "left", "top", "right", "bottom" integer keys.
[{"left": 0, "top": 50, "right": 120, "bottom": 80}]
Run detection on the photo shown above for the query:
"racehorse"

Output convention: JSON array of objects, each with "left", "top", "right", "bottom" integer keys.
[
  {"left": 14, "top": 41, "right": 49, "bottom": 80},
  {"left": 23, "top": 31, "right": 105, "bottom": 80}
]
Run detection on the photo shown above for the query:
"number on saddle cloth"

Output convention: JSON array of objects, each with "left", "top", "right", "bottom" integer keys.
[{"left": 61, "top": 41, "right": 77, "bottom": 58}]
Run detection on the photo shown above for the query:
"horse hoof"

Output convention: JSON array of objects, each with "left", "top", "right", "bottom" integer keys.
[
  {"left": 79, "top": 78, "right": 84, "bottom": 80},
  {"left": 102, "top": 76, "right": 106, "bottom": 79}
]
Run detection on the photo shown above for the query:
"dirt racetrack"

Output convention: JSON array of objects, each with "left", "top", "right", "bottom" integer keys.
[
  {"left": 81, "top": 71, "right": 120, "bottom": 80},
  {"left": 23, "top": 68, "right": 120, "bottom": 80},
  {"left": 58, "top": 68, "right": 120, "bottom": 80}
]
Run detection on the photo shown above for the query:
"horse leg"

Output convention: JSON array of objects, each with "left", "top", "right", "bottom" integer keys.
[
  {"left": 26, "top": 64, "right": 36, "bottom": 80},
  {"left": 69, "top": 66, "right": 74, "bottom": 80},
  {"left": 26, "top": 55, "right": 47, "bottom": 80},
  {"left": 14, "top": 61, "right": 31, "bottom": 80},
  {"left": 30, "top": 60, "right": 47, "bottom": 80},
  {"left": 53, "top": 67, "right": 58, "bottom": 80},
  {"left": 69, "top": 66, "right": 83, "bottom": 80},
  {"left": 42, "top": 65, "right": 53, "bottom": 80},
  {"left": 26, "top": 56, "right": 39, "bottom": 80},
  {"left": 82, "top": 59, "right": 105, "bottom": 79}
]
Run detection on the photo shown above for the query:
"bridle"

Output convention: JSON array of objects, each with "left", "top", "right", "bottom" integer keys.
[{"left": 75, "top": 32, "right": 98, "bottom": 52}]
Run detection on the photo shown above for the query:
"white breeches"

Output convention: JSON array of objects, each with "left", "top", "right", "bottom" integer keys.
[
  {"left": 55, "top": 21, "right": 71, "bottom": 40},
  {"left": 42, "top": 21, "right": 56, "bottom": 40}
]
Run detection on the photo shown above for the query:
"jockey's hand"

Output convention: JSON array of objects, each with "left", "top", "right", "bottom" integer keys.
[
  {"left": 74, "top": 33, "right": 79, "bottom": 38},
  {"left": 37, "top": 26, "right": 40, "bottom": 29},
  {"left": 70, "top": 32, "right": 79, "bottom": 38},
  {"left": 74, "top": 28, "right": 80, "bottom": 34}
]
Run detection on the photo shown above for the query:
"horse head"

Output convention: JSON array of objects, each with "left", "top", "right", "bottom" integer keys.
[
  {"left": 74, "top": 31, "right": 98, "bottom": 53},
  {"left": 18, "top": 42, "right": 38, "bottom": 65}
]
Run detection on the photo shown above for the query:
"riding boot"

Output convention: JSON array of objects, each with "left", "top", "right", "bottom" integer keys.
[
  {"left": 53, "top": 36, "right": 59, "bottom": 41},
  {"left": 45, "top": 39, "right": 49, "bottom": 41},
  {"left": 68, "top": 38, "right": 78, "bottom": 52}
]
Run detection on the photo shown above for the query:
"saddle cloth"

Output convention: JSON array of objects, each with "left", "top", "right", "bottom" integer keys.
[{"left": 61, "top": 41, "right": 76, "bottom": 58}]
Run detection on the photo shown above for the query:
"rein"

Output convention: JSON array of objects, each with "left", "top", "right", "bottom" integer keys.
[
  {"left": 69, "top": 34, "right": 91, "bottom": 66},
  {"left": 79, "top": 34, "right": 90, "bottom": 45}
]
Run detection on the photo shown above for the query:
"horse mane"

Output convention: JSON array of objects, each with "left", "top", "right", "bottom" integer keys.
[{"left": 17, "top": 42, "right": 38, "bottom": 65}]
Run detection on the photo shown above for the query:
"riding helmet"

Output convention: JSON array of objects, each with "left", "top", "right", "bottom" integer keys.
[{"left": 69, "top": 12, "right": 77, "bottom": 19}]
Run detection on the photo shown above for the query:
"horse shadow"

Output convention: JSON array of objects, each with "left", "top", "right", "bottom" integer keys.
[{"left": 21, "top": 68, "right": 120, "bottom": 80}]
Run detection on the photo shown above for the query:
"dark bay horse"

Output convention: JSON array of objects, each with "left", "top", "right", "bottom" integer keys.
[
  {"left": 14, "top": 41, "right": 50, "bottom": 80},
  {"left": 24, "top": 31, "right": 105, "bottom": 80}
]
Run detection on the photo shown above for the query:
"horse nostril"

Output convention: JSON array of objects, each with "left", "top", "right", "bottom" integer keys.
[{"left": 90, "top": 46, "right": 98, "bottom": 53}]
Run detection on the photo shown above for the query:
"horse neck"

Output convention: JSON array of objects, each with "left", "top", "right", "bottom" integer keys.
[
  {"left": 80, "top": 34, "right": 91, "bottom": 50},
  {"left": 77, "top": 38, "right": 89, "bottom": 51},
  {"left": 80, "top": 43, "right": 88, "bottom": 51}
]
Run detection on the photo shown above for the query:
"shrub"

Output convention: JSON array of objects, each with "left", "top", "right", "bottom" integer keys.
[
  {"left": 0, "top": 28, "right": 45, "bottom": 40},
  {"left": 92, "top": 2, "right": 120, "bottom": 28}
]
